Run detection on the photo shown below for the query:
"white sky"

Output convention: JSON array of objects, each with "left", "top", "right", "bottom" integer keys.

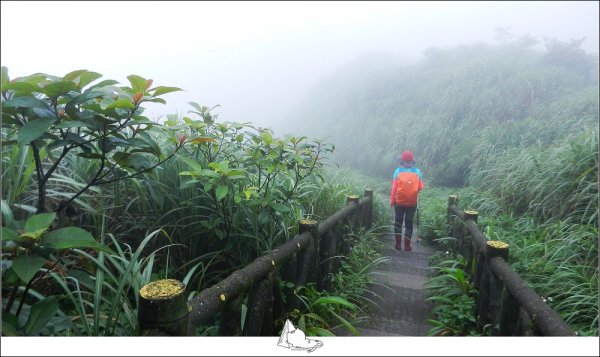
[{"left": 2, "top": 1, "right": 598, "bottom": 132}]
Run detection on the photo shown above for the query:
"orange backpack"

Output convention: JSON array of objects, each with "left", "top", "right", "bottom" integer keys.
[{"left": 394, "top": 172, "right": 420, "bottom": 206}]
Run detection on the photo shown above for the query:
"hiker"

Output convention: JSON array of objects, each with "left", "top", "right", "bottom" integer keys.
[{"left": 390, "top": 150, "right": 424, "bottom": 251}]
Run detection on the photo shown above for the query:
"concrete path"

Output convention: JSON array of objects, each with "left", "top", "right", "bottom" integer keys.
[{"left": 336, "top": 229, "right": 435, "bottom": 336}]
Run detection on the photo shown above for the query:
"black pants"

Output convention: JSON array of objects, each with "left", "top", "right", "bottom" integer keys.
[{"left": 394, "top": 205, "right": 417, "bottom": 238}]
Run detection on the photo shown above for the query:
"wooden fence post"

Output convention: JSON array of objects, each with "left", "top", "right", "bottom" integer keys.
[
  {"left": 281, "top": 244, "right": 298, "bottom": 312},
  {"left": 363, "top": 189, "right": 374, "bottom": 229},
  {"left": 244, "top": 271, "right": 276, "bottom": 336},
  {"left": 463, "top": 209, "right": 478, "bottom": 274},
  {"left": 297, "top": 219, "right": 319, "bottom": 288},
  {"left": 303, "top": 219, "right": 321, "bottom": 289},
  {"left": 138, "top": 279, "right": 189, "bottom": 336},
  {"left": 486, "top": 241, "right": 509, "bottom": 335},
  {"left": 343, "top": 195, "right": 359, "bottom": 254},
  {"left": 447, "top": 195, "right": 458, "bottom": 224},
  {"left": 218, "top": 294, "right": 243, "bottom": 336}
]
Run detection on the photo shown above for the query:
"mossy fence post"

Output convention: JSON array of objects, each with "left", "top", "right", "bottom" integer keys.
[
  {"left": 342, "top": 194, "right": 359, "bottom": 255},
  {"left": 486, "top": 241, "right": 510, "bottom": 335},
  {"left": 138, "top": 279, "right": 190, "bottom": 336},
  {"left": 296, "top": 219, "right": 320, "bottom": 289},
  {"left": 362, "top": 189, "right": 373, "bottom": 229}
]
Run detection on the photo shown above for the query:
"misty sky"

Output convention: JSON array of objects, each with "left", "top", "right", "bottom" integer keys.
[{"left": 2, "top": 1, "right": 599, "bottom": 134}]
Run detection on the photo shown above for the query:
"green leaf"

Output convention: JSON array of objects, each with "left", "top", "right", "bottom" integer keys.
[
  {"left": 1, "top": 66, "right": 9, "bottom": 88},
  {"left": 308, "top": 327, "right": 335, "bottom": 336},
  {"left": 12, "top": 255, "right": 47, "bottom": 283},
  {"left": 261, "top": 131, "right": 273, "bottom": 145},
  {"left": 2, "top": 314, "right": 19, "bottom": 336},
  {"left": 146, "top": 98, "right": 167, "bottom": 105},
  {"left": 5, "top": 81, "right": 40, "bottom": 94},
  {"left": 216, "top": 185, "right": 229, "bottom": 201},
  {"left": 127, "top": 75, "right": 147, "bottom": 91},
  {"left": 113, "top": 152, "right": 152, "bottom": 170},
  {"left": 63, "top": 70, "right": 102, "bottom": 89},
  {"left": 54, "top": 120, "right": 90, "bottom": 129},
  {"left": 106, "top": 99, "right": 135, "bottom": 110},
  {"left": 151, "top": 86, "right": 182, "bottom": 97},
  {"left": 178, "top": 154, "right": 204, "bottom": 172},
  {"left": 270, "top": 203, "right": 290, "bottom": 213},
  {"left": 3, "top": 267, "right": 20, "bottom": 286},
  {"left": 42, "top": 80, "right": 78, "bottom": 97},
  {"left": 65, "top": 90, "right": 104, "bottom": 110},
  {"left": 2, "top": 227, "right": 20, "bottom": 241},
  {"left": 86, "top": 79, "right": 119, "bottom": 91},
  {"left": 24, "top": 212, "right": 57, "bottom": 232},
  {"left": 314, "top": 296, "right": 358, "bottom": 311},
  {"left": 329, "top": 310, "right": 359, "bottom": 336},
  {"left": 21, "top": 228, "right": 49, "bottom": 240},
  {"left": 3, "top": 96, "right": 49, "bottom": 109},
  {"left": 42, "top": 227, "right": 110, "bottom": 252},
  {"left": 18, "top": 118, "right": 55, "bottom": 146},
  {"left": 24, "top": 296, "right": 59, "bottom": 336},
  {"left": 63, "top": 69, "right": 89, "bottom": 81}
]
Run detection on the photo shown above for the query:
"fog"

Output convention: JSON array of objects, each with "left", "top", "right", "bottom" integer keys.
[{"left": 2, "top": 1, "right": 598, "bottom": 134}]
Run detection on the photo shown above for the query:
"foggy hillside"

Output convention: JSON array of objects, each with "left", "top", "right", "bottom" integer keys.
[{"left": 281, "top": 38, "right": 599, "bottom": 186}]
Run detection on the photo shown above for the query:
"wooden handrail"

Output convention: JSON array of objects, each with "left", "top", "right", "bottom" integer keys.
[
  {"left": 187, "top": 231, "right": 313, "bottom": 330},
  {"left": 138, "top": 191, "right": 373, "bottom": 335},
  {"left": 446, "top": 196, "right": 575, "bottom": 336}
]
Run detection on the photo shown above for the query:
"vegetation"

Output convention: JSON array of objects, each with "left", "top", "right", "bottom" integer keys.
[
  {"left": 2, "top": 67, "right": 387, "bottom": 336},
  {"left": 286, "top": 38, "right": 598, "bottom": 187},
  {"left": 2, "top": 34, "right": 597, "bottom": 337},
  {"left": 425, "top": 249, "right": 481, "bottom": 336},
  {"left": 283, "top": 35, "right": 598, "bottom": 336}
]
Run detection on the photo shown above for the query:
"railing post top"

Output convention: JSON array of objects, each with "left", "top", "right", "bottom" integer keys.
[
  {"left": 299, "top": 219, "right": 319, "bottom": 234},
  {"left": 364, "top": 188, "right": 374, "bottom": 197},
  {"left": 464, "top": 209, "right": 478, "bottom": 222},
  {"left": 347, "top": 195, "right": 359, "bottom": 205},
  {"left": 140, "top": 279, "right": 186, "bottom": 300},
  {"left": 486, "top": 240, "right": 509, "bottom": 261}
]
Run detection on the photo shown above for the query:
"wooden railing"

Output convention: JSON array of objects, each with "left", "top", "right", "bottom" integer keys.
[
  {"left": 446, "top": 195, "right": 574, "bottom": 336},
  {"left": 137, "top": 189, "right": 374, "bottom": 336}
]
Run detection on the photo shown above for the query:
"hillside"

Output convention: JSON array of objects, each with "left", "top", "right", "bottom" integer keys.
[{"left": 284, "top": 40, "right": 599, "bottom": 186}]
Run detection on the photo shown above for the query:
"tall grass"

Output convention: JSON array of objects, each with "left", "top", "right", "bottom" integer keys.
[
  {"left": 457, "top": 129, "right": 598, "bottom": 335},
  {"left": 286, "top": 42, "right": 598, "bottom": 186}
]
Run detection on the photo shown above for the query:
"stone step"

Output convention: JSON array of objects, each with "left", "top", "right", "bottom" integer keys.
[
  {"left": 333, "top": 316, "right": 432, "bottom": 337},
  {"left": 380, "top": 248, "right": 433, "bottom": 262},
  {"left": 366, "top": 316, "right": 432, "bottom": 336},
  {"left": 378, "top": 258, "right": 433, "bottom": 277},
  {"left": 370, "top": 271, "right": 429, "bottom": 291}
]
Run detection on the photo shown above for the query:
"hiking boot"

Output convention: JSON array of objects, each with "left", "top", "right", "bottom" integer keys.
[
  {"left": 404, "top": 236, "right": 412, "bottom": 251},
  {"left": 394, "top": 235, "right": 402, "bottom": 250}
]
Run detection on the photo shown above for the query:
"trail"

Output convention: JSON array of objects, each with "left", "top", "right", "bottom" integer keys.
[{"left": 336, "top": 202, "right": 435, "bottom": 336}]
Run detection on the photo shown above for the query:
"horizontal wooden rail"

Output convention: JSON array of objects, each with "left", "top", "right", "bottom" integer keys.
[
  {"left": 187, "top": 231, "right": 312, "bottom": 330},
  {"left": 169, "top": 191, "right": 373, "bottom": 335},
  {"left": 489, "top": 257, "right": 574, "bottom": 336},
  {"left": 446, "top": 196, "right": 574, "bottom": 336}
]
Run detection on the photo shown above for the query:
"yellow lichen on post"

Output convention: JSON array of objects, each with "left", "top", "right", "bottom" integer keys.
[
  {"left": 138, "top": 279, "right": 189, "bottom": 335},
  {"left": 464, "top": 210, "right": 478, "bottom": 215},
  {"left": 140, "top": 279, "right": 185, "bottom": 300},
  {"left": 300, "top": 219, "right": 318, "bottom": 225},
  {"left": 487, "top": 240, "right": 509, "bottom": 250}
]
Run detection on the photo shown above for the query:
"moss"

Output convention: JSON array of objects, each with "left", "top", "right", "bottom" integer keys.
[
  {"left": 487, "top": 240, "right": 509, "bottom": 249},
  {"left": 140, "top": 279, "right": 185, "bottom": 299}
]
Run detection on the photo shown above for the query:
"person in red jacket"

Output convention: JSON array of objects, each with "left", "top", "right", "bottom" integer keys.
[{"left": 390, "top": 150, "right": 424, "bottom": 251}]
